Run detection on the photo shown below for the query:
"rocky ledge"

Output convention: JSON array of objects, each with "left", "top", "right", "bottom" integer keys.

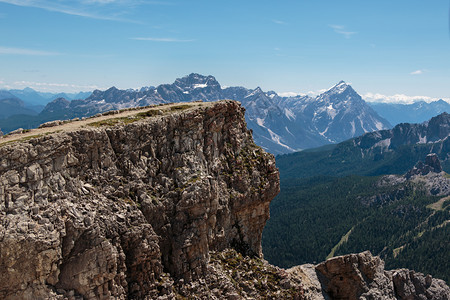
[
  {"left": 0, "top": 100, "right": 448, "bottom": 299},
  {"left": 0, "top": 100, "right": 279, "bottom": 299}
]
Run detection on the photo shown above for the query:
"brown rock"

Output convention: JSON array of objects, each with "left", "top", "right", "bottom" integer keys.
[{"left": 0, "top": 100, "right": 279, "bottom": 299}]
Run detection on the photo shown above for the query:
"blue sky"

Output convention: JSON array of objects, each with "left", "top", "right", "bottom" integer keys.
[{"left": 0, "top": 0, "right": 449, "bottom": 103}]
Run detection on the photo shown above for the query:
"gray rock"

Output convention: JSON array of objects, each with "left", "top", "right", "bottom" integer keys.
[{"left": 0, "top": 100, "right": 279, "bottom": 299}]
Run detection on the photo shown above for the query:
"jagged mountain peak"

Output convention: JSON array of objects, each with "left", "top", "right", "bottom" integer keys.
[
  {"left": 174, "top": 73, "right": 221, "bottom": 89},
  {"left": 317, "top": 80, "right": 365, "bottom": 108},
  {"left": 106, "top": 86, "right": 119, "bottom": 92},
  {"left": 425, "top": 112, "right": 450, "bottom": 127},
  {"left": 40, "top": 97, "right": 70, "bottom": 114},
  {"left": 139, "top": 86, "right": 155, "bottom": 93},
  {"left": 245, "top": 87, "right": 265, "bottom": 98},
  {"left": 324, "top": 80, "right": 353, "bottom": 95},
  {"left": 22, "top": 87, "right": 36, "bottom": 92}
]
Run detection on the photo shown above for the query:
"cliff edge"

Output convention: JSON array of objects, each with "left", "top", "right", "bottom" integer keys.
[
  {"left": 0, "top": 100, "right": 448, "bottom": 299},
  {"left": 0, "top": 100, "right": 279, "bottom": 299}
]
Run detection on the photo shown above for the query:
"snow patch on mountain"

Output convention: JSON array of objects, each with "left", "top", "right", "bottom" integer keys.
[
  {"left": 350, "top": 120, "right": 356, "bottom": 136},
  {"left": 373, "top": 138, "right": 391, "bottom": 149},
  {"left": 375, "top": 120, "right": 385, "bottom": 131},
  {"left": 256, "top": 118, "right": 265, "bottom": 127},
  {"left": 193, "top": 83, "right": 208, "bottom": 89},
  {"left": 267, "top": 128, "right": 294, "bottom": 151},
  {"left": 284, "top": 108, "right": 295, "bottom": 120},
  {"left": 327, "top": 104, "right": 337, "bottom": 119},
  {"left": 418, "top": 135, "right": 427, "bottom": 144}
]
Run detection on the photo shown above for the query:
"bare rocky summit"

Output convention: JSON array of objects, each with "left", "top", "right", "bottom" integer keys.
[
  {"left": 406, "top": 153, "right": 443, "bottom": 179},
  {"left": 0, "top": 100, "right": 448, "bottom": 299},
  {"left": 291, "top": 251, "right": 449, "bottom": 300}
]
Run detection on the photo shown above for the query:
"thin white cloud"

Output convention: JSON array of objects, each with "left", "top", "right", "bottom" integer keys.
[
  {"left": 131, "top": 37, "right": 195, "bottom": 42},
  {"left": 83, "top": 0, "right": 118, "bottom": 4},
  {"left": 0, "top": 46, "right": 61, "bottom": 56},
  {"left": 272, "top": 19, "right": 287, "bottom": 25},
  {"left": 410, "top": 69, "right": 424, "bottom": 75},
  {"left": 364, "top": 92, "right": 449, "bottom": 104},
  {"left": 329, "top": 24, "right": 357, "bottom": 39},
  {"left": 0, "top": 0, "right": 120, "bottom": 21},
  {"left": 10, "top": 80, "right": 103, "bottom": 92},
  {"left": 0, "top": 0, "right": 162, "bottom": 22},
  {"left": 278, "top": 92, "right": 300, "bottom": 97}
]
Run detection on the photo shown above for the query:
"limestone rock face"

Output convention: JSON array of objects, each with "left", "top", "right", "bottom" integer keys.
[
  {"left": 0, "top": 100, "right": 279, "bottom": 299},
  {"left": 1, "top": 100, "right": 448, "bottom": 299},
  {"left": 406, "top": 153, "right": 443, "bottom": 178},
  {"left": 289, "top": 251, "right": 450, "bottom": 300},
  {"left": 425, "top": 153, "right": 443, "bottom": 173}
]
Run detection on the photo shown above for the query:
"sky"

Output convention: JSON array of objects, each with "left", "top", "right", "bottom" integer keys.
[{"left": 0, "top": 0, "right": 449, "bottom": 103}]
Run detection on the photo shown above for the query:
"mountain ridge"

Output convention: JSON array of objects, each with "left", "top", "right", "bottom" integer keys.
[
  {"left": 33, "top": 73, "right": 390, "bottom": 154},
  {"left": 277, "top": 112, "right": 450, "bottom": 179}
]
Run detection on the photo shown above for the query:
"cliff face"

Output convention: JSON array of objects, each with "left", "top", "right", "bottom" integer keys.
[
  {"left": 292, "top": 251, "right": 449, "bottom": 300},
  {"left": 0, "top": 100, "right": 448, "bottom": 300},
  {"left": 0, "top": 101, "right": 279, "bottom": 299}
]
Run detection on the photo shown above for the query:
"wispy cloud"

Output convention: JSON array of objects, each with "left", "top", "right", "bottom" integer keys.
[
  {"left": 272, "top": 19, "right": 287, "bottom": 25},
  {"left": 278, "top": 92, "right": 300, "bottom": 97},
  {"left": 0, "top": 46, "right": 61, "bottom": 56},
  {"left": 131, "top": 37, "right": 195, "bottom": 42},
  {"left": 410, "top": 69, "right": 424, "bottom": 75},
  {"left": 329, "top": 24, "right": 357, "bottom": 39},
  {"left": 0, "top": 0, "right": 166, "bottom": 22},
  {"left": 363, "top": 92, "right": 449, "bottom": 104},
  {"left": 10, "top": 80, "right": 103, "bottom": 92}
]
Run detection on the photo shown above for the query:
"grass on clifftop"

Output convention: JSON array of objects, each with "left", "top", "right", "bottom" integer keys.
[{"left": 87, "top": 104, "right": 194, "bottom": 128}]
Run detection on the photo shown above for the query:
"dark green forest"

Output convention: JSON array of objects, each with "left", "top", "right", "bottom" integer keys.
[
  {"left": 276, "top": 140, "right": 450, "bottom": 179},
  {"left": 262, "top": 175, "right": 450, "bottom": 283}
]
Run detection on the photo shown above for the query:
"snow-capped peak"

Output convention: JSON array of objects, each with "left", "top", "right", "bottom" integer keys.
[
  {"left": 326, "top": 80, "right": 350, "bottom": 94},
  {"left": 173, "top": 73, "right": 221, "bottom": 92},
  {"left": 245, "top": 87, "right": 264, "bottom": 98}
]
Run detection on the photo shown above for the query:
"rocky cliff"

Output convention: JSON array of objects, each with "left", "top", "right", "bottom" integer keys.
[
  {"left": 0, "top": 100, "right": 448, "bottom": 299},
  {"left": 0, "top": 100, "right": 279, "bottom": 299}
]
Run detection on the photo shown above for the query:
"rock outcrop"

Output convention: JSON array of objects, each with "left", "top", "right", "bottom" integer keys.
[
  {"left": 0, "top": 100, "right": 448, "bottom": 299},
  {"left": 406, "top": 153, "right": 443, "bottom": 178},
  {"left": 0, "top": 100, "right": 279, "bottom": 299},
  {"left": 289, "top": 251, "right": 450, "bottom": 300}
]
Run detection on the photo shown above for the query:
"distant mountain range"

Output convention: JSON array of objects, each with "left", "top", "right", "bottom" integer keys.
[
  {"left": 369, "top": 100, "right": 450, "bottom": 126},
  {"left": 276, "top": 112, "right": 450, "bottom": 179},
  {"left": 5, "top": 87, "right": 91, "bottom": 106},
  {"left": 1, "top": 75, "right": 448, "bottom": 154},
  {"left": 0, "top": 91, "right": 39, "bottom": 119},
  {"left": 7, "top": 74, "right": 389, "bottom": 154}
]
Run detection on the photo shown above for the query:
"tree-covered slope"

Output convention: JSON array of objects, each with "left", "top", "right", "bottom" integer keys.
[
  {"left": 276, "top": 113, "right": 450, "bottom": 179},
  {"left": 262, "top": 175, "right": 450, "bottom": 283},
  {"left": 263, "top": 114, "right": 450, "bottom": 284}
]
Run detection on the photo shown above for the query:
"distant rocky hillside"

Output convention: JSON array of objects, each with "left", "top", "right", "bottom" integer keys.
[
  {"left": 277, "top": 112, "right": 450, "bottom": 179},
  {"left": 5, "top": 73, "right": 390, "bottom": 154},
  {"left": 1, "top": 101, "right": 447, "bottom": 299},
  {"left": 370, "top": 100, "right": 450, "bottom": 126},
  {"left": 265, "top": 113, "right": 450, "bottom": 286},
  {"left": 0, "top": 91, "right": 39, "bottom": 119}
]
